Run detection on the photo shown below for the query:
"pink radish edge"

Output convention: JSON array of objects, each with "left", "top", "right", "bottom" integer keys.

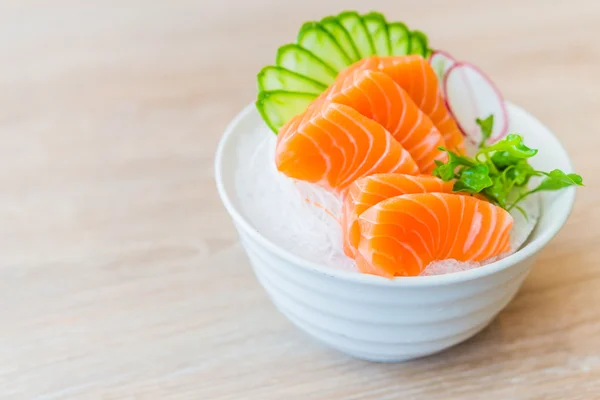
[
  {"left": 429, "top": 50, "right": 457, "bottom": 83},
  {"left": 443, "top": 61, "right": 509, "bottom": 145},
  {"left": 428, "top": 49, "right": 456, "bottom": 63}
]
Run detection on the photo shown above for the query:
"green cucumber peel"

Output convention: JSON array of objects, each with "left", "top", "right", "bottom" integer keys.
[
  {"left": 387, "top": 22, "right": 410, "bottom": 56},
  {"left": 361, "top": 11, "right": 391, "bottom": 56},
  {"left": 336, "top": 11, "right": 375, "bottom": 58},
  {"left": 320, "top": 16, "right": 361, "bottom": 62},
  {"left": 257, "top": 66, "right": 327, "bottom": 94},
  {"left": 297, "top": 22, "right": 352, "bottom": 72},
  {"left": 276, "top": 44, "right": 337, "bottom": 86},
  {"left": 256, "top": 11, "right": 438, "bottom": 132},
  {"left": 256, "top": 91, "right": 317, "bottom": 133},
  {"left": 409, "top": 30, "right": 430, "bottom": 57}
]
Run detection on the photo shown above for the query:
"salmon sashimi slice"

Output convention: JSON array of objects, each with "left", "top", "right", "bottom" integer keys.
[
  {"left": 357, "top": 193, "right": 513, "bottom": 277},
  {"left": 276, "top": 103, "right": 419, "bottom": 194},
  {"left": 337, "top": 55, "right": 465, "bottom": 153},
  {"left": 313, "top": 69, "right": 448, "bottom": 173},
  {"left": 341, "top": 174, "right": 454, "bottom": 258}
]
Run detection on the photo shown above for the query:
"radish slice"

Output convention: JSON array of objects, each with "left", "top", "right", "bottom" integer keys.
[
  {"left": 429, "top": 50, "right": 457, "bottom": 83},
  {"left": 443, "top": 62, "right": 509, "bottom": 145}
]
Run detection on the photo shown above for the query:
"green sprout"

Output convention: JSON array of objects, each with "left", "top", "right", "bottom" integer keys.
[{"left": 433, "top": 115, "right": 583, "bottom": 214}]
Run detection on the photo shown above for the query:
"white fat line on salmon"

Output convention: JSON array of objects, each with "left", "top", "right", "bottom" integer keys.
[
  {"left": 293, "top": 130, "right": 329, "bottom": 184},
  {"left": 361, "top": 230, "right": 420, "bottom": 263},
  {"left": 388, "top": 146, "right": 416, "bottom": 176},
  {"left": 447, "top": 195, "right": 466, "bottom": 256},
  {"left": 403, "top": 195, "right": 443, "bottom": 250},
  {"left": 393, "top": 83, "right": 409, "bottom": 135},
  {"left": 370, "top": 175, "right": 410, "bottom": 194},
  {"left": 324, "top": 108, "right": 360, "bottom": 189},
  {"left": 401, "top": 111, "right": 423, "bottom": 144},
  {"left": 430, "top": 192, "right": 452, "bottom": 254},
  {"left": 359, "top": 243, "right": 396, "bottom": 267},
  {"left": 402, "top": 174, "right": 427, "bottom": 191},
  {"left": 315, "top": 108, "right": 350, "bottom": 187},
  {"left": 410, "top": 129, "right": 441, "bottom": 158},
  {"left": 333, "top": 105, "right": 380, "bottom": 188},
  {"left": 470, "top": 203, "right": 496, "bottom": 259},
  {"left": 372, "top": 202, "right": 436, "bottom": 253},
  {"left": 463, "top": 204, "right": 483, "bottom": 255},
  {"left": 365, "top": 72, "right": 392, "bottom": 127},
  {"left": 353, "top": 75, "right": 378, "bottom": 128},
  {"left": 489, "top": 212, "right": 514, "bottom": 257},
  {"left": 323, "top": 105, "right": 363, "bottom": 189},
  {"left": 419, "top": 59, "right": 428, "bottom": 111}
]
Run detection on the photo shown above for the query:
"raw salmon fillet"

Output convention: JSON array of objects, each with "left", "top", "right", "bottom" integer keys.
[
  {"left": 357, "top": 193, "right": 513, "bottom": 277},
  {"left": 337, "top": 55, "right": 465, "bottom": 153},
  {"left": 276, "top": 103, "right": 419, "bottom": 194},
  {"left": 314, "top": 69, "right": 448, "bottom": 173},
  {"left": 341, "top": 174, "right": 454, "bottom": 257}
]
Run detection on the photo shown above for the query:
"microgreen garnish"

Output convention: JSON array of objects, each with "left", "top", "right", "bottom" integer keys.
[
  {"left": 475, "top": 114, "right": 494, "bottom": 148},
  {"left": 453, "top": 163, "right": 494, "bottom": 193},
  {"left": 433, "top": 115, "right": 583, "bottom": 213},
  {"left": 477, "top": 133, "right": 538, "bottom": 160}
]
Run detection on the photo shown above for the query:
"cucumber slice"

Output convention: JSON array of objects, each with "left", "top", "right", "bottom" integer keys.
[
  {"left": 336, "top": 11, "right": 375, "bottom": 58},
  {"left": 257, "top": 66, "right": 327, "bottom": 95},
  {"left": 276, "top": 44, "right": 337, "bottom": 86},
  {"left": 409, "top": 30, "right": 429, "bottom": 57},
  {"left": 256, "top": 91, "right": 317, "bottom": 133},
  {"left": 424, "top": 47, "right": 433, "bottom": 59},
  {"left": 297, "top": 22, "right": 352, "bottom": 72},
  {"left": 320, "top": 16, "right": 360, "bottom": 62},
  {"left": 362, "top": 12, "right": 390, "bottom": 56},
  {"left": 388, "top": 22, "right": 410, "bottom": 56}
]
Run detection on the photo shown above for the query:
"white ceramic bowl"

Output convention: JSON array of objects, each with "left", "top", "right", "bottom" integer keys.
[{"left": 215, "top": 102, "right": 576, "bottom": 362}]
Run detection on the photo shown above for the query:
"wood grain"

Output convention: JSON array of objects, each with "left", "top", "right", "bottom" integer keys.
[{"left": 0, "top": 0, "right": 599, "bottom": 398}]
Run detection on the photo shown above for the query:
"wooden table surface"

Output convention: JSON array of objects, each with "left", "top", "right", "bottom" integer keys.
[{"left": 1, "top": 0, "right": 599, "bottom": 398}]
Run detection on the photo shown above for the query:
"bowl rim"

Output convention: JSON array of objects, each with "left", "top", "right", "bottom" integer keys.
[{"left": 215, "top": 102, "right": 576, "bottom": 287}]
